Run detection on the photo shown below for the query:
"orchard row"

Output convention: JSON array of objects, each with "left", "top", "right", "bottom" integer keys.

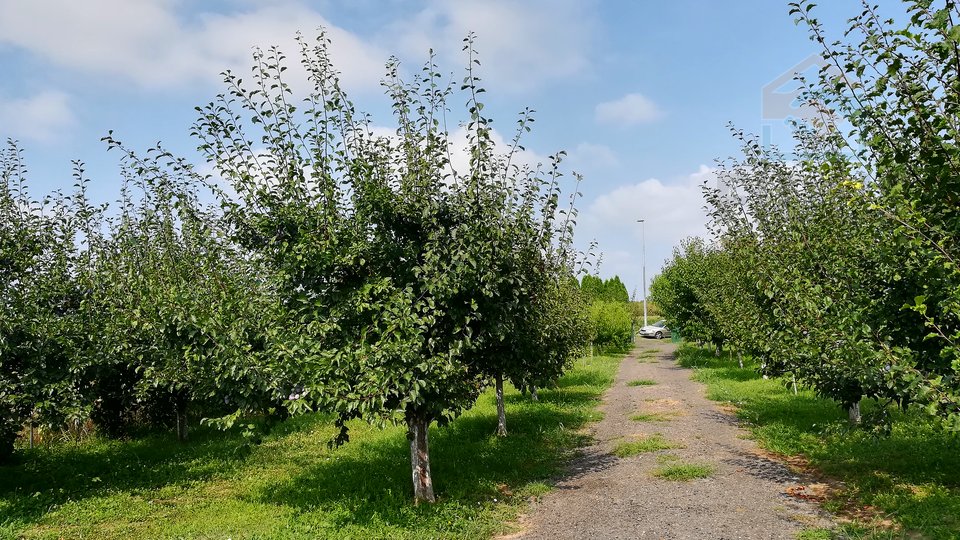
[
  {"left": 1, "top": 35, "right": 605, "bottom": 503},
  {"left": 651, "top": 1, "right": 960, "bottom": 432}
]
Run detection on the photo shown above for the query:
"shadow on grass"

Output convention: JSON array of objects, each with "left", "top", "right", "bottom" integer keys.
[
  {"left": 556, "top": 367, "right": 614, "bottom": 388},
  {"left": 0, "top": 417, "right": 313, "bottom": 528},
  {"left": 725, "top": 384, "right": 960, "bottom": 488},
  {"left": 709, "top": 367, "right": 763, "bottom": 382},
  {"left": 505, "top": 389, "right": 598, "bottom": 406},
  {"left": 1, "top": 356, "right": 620, "bottom": 537},
  {"left": 676, "top": 346, "right": 750, "bottom": 371},
  {"left": 809, "top": 415, "right": 960, "bottom": 487},
  {"left": 255, "top": 385, "right": 607, "bottom": 532}
]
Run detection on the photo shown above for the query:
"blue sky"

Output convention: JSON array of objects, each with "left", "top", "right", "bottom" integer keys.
[{"left": 0, "top": 0, "right": 860, "bottom": 297}]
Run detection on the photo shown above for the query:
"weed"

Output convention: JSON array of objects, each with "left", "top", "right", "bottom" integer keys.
[
  {"left": 612, "top": 434, "right": 680, "bottom": 457},
  {"left": 629, "top": 413, "right": 674, "bottom": 422},
  {"left": 652, "top": 462, "right": 715, "bottom": 481}
]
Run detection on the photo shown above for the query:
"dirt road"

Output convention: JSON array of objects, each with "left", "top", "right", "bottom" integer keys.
[{"left": 511, "top": 339, "right": 833, "bottom": 540}]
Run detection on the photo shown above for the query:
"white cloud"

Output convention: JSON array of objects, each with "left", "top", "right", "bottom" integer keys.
[
  {"left": 446, "top": 125, "right": 546, "bottom": 178},
  {"left": 595, "top": 93, "right": 664, "bottom": 126},
  {"left": 0, "top": 1, "right": 388, "bottom": 92},
  {"left": 192, "top": 6, "right": 388, "bottom": 93},
  {"left": 0, "top": 1, "right": 601, "bottom": 98},
  {"left": 584, "top": 165, "right": 712, "bottom": 240},
  {"left": 0, "top": 90, "right": 75, "bottom": 142},
  {"left": 387, "top": 0, "right": 597, "bottom": 93},
  {"left": 568, "top": 142, "right": 619, "bottom": 170},
  {"left": 364, "top": 123, "right": 545, "bottom": 180},
  {"left": 576, "top": 165, "right": 714, "bottom": 296}
]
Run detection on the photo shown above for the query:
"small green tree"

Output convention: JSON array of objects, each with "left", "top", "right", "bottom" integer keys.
[
  {"left": 0, "top": 142, "right": 88, "bottom": 461},
  {"left": 580, "top": 275, "right": 604, "bottom": 302},
  {"left": 650, "top": 237, "right": 726, "bottom": 351},
  {"left": 193, "top": 34, "right": 590, "bottom": 502},
  {"left": 703, "top": 127, "right": 903, "bottom": 424},
  {"left": 602, "top": 276, "right": 629, "bottom": 303},
  {"left": 463, "top": 147, "right": 590, "bottom": 437}
]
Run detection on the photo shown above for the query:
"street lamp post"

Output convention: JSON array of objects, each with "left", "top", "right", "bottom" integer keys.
[{"left": 638, "top": 219, "right": 647, "bottom": 327}]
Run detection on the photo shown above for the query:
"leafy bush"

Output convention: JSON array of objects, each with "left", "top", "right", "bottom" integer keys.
[{"left": 588, "top": 300, "right": 632, "bottom": 352}]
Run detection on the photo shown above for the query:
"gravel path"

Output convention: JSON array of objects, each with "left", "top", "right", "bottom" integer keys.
[{"left": 509, "top": 339, "right": 833, "bottom": 540}]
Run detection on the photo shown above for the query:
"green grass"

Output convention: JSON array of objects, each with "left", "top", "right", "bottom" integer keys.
[
  {"left": 612, "top": 434, "right": 680, "bottom": 457},
  {"left": 677, "top": 344, "right": 960, "bottom": 539},
  {"left": 635, "top": 350, "right": 661, "bottom": 363},
  {"left": 626, "top": 379, "right": 657, "bottom": 387},
  {"left": 796, "top": 529, "right": 835, "bottom": 540},
  {"left": 0, "top": 355, "right": 622, "bottom": 540},
  {"left": 629, "top": 412, "right": 674, "bottom": 423},
  {"left": 652, "top": 462, "right": 716, "bottom": 481},
  {"left": 656, "top": 453, "right": 682, "bottom": 464}
]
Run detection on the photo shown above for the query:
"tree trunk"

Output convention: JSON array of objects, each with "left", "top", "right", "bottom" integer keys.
[
  {"left": 408, "top": 415, "right": 436, "bottom": 504},
  {"left": 530, "top": 385, "right": 539, "bottom": 402},
  {"left": 847, "top": 400, "right": 862, "bottom": 426},
  {"left": 792, "top": 375, "right": 798, "bottom": 395},
  {"left": 175, "top": 401, "right": 189, "bottom": 442},
  {"left": 737, "top": 351, "right": 744, "bottom": 369},
  {"left": 495, "top": 374, "right": 508, "bottom": 437},
  {"left": 0, "top": 426, "right": 15, "bottom": 463}
]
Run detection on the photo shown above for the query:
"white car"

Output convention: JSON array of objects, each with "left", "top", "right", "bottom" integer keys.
[{"left": 638, "top": 320, "right": 671, "bottom": 339}]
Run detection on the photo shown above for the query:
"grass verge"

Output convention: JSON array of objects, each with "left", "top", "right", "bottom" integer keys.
[
  {"left": 652, "top": 462, "right": 715, "bottom": 481},
  {"left": 626, "top": 379, "right": 657, "bottom": 387},
  {"left": 0, "top": 354, "right": 622, "bottom": 540},
  {"left": 612, "top": 434, "right": 680, "bottom": 457},
  {"left": 677, "top": 344, "right": 960, "bottom": 539}
]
